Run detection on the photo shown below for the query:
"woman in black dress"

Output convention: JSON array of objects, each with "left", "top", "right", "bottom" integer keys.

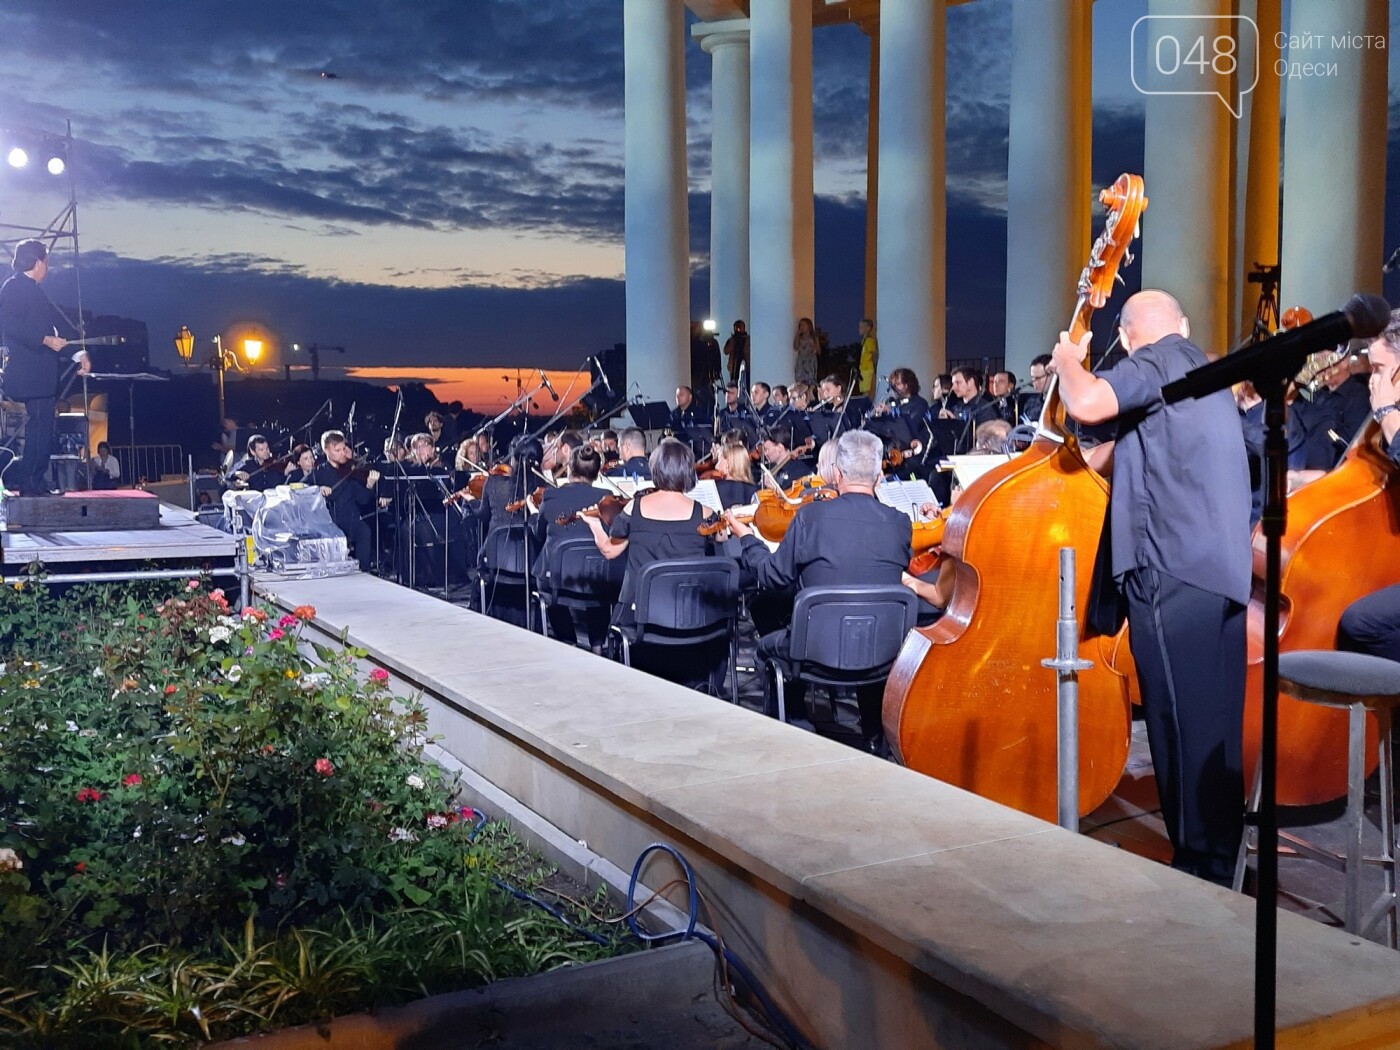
[{"left": 583, "top": 438, "right": 727, "bottom": 691}]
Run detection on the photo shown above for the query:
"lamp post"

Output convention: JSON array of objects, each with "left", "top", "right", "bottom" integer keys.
[
  {"left": 208, "top": 335, "right": 262, "bottom": 426},
  {"left": 174, "top": 325, "right": 194, "bottom": 365}
]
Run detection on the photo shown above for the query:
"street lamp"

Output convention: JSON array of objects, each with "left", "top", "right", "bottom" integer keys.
[
  {"left": 210, "top": 335, "right": 262, "bottom": 426},
  {"left": 174, "top": 325, "right": 194, "bottom": 365}
]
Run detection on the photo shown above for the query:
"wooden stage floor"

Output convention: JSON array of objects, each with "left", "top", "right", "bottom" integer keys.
[{"left": 1, "top": 502, "right": 237, "bottom": 571}]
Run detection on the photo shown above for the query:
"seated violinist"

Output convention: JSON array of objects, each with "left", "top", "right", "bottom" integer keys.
[
  {"left": 723, "top": 430, "right": 912, "bottom": 753},
  {"left": 284, "top": 443, "right": 317, "bottom": 485},
  {"left": 710, "top": 443, "right": 758, "bottom": 509},
  {"left": 311, "top": 429, "right": 381, "bottom": 572},
  {"left": 533, "top": 444, "right": 611, "bottom": 649},
  {"left": 584, "top": 438, "right": 725, "bottom": 691},
  {"left": 227, "top": 434, "right": 280, "bottom": 492},
  {"left": 605, "top": 428, "right": 650, "bottom": 481},
  {"left": 760, "top": 425, "right": 815, "bottom": 490}
]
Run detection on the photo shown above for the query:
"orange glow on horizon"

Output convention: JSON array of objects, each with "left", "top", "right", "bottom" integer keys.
[{"left": 344, "top": 366, "right": 593, "bottom": 415}]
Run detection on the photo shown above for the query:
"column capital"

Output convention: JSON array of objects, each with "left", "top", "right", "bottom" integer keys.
[{"left": 692, "top": 18, "right": 750, "bottom": 54}]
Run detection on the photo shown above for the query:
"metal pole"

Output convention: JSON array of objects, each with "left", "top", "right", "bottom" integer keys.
[
  {"left": 0, "top": 566, "right": 237, "bottom": 585},
  {"left": 238, "top": 534, "right": 253, "bottom": 610},
  {"left": 1041, "top": 546, "right": 1092, "bottom": 832}
]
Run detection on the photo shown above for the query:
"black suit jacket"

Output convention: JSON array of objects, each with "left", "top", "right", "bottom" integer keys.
[{"left": 0, "top": 272, "right": 66, "bottom": 400}]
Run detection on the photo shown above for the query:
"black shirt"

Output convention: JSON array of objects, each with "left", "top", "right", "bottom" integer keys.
[
  {"left": 0, "top": 271, "right": 66, "bottom": 400},
  {"left": 310, "top": 462, "right": 376, "bottom": 536},
  {"left": 772, "top": 455, "right": 817, "bottom": 491},
  {"left": 228, "top": 454, "right": 282, "bottom": 492},
  {"left": 1288, "top": 378, "right": 1370, "bottom": 471},
  {"left": 1099, "top": 333, "right": 1251, "bottom": 606},
  {"left": 737, "top": 491, "right": 912, "bottom": 594},
  {"left": 605, "top": 456, "right": 651, "bottom": 482},
  {"left": 713, "top": 478, "right": 758, "bottom": 508}
]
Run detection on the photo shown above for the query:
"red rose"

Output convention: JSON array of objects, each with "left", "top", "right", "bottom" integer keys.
[
  {"left": 163, "top": 684, "right": 177, "bottom": 696},
  {"left": 314, "top": 758, "right": 334, "bottom": 777},
  {"left": 122, "top": 774, "right": 142, "bottom": 787},
  {"left": 76, "top": 787, "right": 103, "bottom": 803},
  {"left": 73, "top": 861, "right": 86, "bottom": 873}
]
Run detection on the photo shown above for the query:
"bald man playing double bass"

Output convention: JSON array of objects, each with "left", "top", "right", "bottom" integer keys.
[{"left": 1052, "top": 289, "right": 1252, "bottom": 886}]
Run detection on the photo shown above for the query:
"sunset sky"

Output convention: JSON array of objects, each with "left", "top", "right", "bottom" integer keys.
[{"left": 1, "top": 0, "right": 1399, "bottom": 412}]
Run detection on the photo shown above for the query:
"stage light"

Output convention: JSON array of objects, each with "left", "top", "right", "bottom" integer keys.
[
  {"left": 6, "top": 147, "right": 28, "bottom": 169},
  {"left": 46, "top": 156, "right": 65, "bottom": 176},
  {"left": 702, "top": 318, "right": 718, "bottom": 334},
  {"left": 241, "top": 338, "right": 263, "bottom": 364},
  {"left": 174, "top": 325, "right": 194, "bottom": 364}
]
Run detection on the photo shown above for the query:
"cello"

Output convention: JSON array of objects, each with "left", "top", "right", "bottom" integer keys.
[{"left": 884, "top": 173, "right": 1147, "bottom": 821}]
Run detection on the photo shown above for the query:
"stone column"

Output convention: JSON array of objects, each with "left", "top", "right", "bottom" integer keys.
[
  {"left": 876, "top": 0, "right": 945, "bottom": 382},
  {"left": 623, "top": 0, "right": 689, "bottom": 402},
  {"left": 749, "top": 0, "right": 814, "bottom": 386},
  {"left": 1235, "top": 0, "right": 1281, "bottom": 339},
  {"left": 1280, "top": 0, "right": 1389, "bottom": 312},
  {"left": 1004, "top": 0, "right": 1092, "bottom": 378},
  {"left": 1141, "top": 0, "right": 1234, "bottom": 355},
  {"left": 694, "top": 20, "right": 751, "bottom": 342},
  {"left": 864, "top": 23, "right": 879, "bottom": 322}
]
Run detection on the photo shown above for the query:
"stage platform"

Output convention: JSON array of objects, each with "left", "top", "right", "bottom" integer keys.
[
  {"left": 1, "top": 501, "right": 238, "bottom": 577},
  {"left": 260, "top": 570, "right": 1400, "bottom": 1050}
]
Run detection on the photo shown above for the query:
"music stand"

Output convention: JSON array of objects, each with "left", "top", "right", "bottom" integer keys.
[{"left": 627, "top": 401, "right": 672, "bottom": 432}]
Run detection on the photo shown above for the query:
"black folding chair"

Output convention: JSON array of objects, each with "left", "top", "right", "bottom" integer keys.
[
  {"left": 611, "top": 557, "right": 740, "bottom": 703},
  {"left": 536, "top": 536, "right": 625, "bottom": 648},
  {"left": 764, "top": 584, "right": 918, "bottom": 724}
]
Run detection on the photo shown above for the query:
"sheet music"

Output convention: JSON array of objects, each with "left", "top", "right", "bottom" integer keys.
[
  {"left": 605, "top": 477, "right": 652, "bottom": 501},
  {"left": 875, "top": 478, "right": 940, "bottom": 520},
  {"left": 945, "top": 454, "right": 1010, "bottom": 491},
  {"left": 684, "top": 478, "right": 724, "bottom": 514}
]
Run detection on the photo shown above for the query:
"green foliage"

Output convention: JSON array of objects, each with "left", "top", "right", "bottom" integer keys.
[{"left": 0, "top": 581, "right": 627, "bottom": 1047}]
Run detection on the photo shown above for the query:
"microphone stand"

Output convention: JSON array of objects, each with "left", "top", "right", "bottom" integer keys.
[{"left": 1161, "top": 308, "right": 1380, "bottom": 1050}]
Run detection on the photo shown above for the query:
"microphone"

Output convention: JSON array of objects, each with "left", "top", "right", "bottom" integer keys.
[
  {"left": 1163, "top": 293, "right": 1392, "bottom": 404},
  {"left": 1385, "top": 246, "right": 1400, "bottom": 274},
  {"left": 539, "top": 369, "right": 560, "bottom": 401},
  {"left": 592, "top": 356, "right": 614, "bottom": 396}
]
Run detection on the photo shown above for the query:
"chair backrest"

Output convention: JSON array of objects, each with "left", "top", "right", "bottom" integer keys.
[
  {"left": 788, "top": 585, "right": 918, "bottom": 673},
  {"left": 632, "top": 557, "right": 739, "bottom": 634},
  {"left": 546, "top": 536, "right": 625, "bottom": 604},
  {"left": 479, "top": 524, "right": 529, "bottom": 577}
]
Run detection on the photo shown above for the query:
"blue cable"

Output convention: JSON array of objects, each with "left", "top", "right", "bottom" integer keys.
[
  {"left": 460, "top": 806, "right": 614, "bottom": 948},
  {"left": 626, "top": 842, "right": 815, "bottom": 1050}
]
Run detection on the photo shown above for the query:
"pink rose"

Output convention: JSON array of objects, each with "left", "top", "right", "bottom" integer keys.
[
  {"left": 314, "top": 758, "right": 334, "bottom": 777},
  {"left": 187, "top": 579, "right": 200, "bottom": 590},
  {"left": 268, "top": 628, "right": 285, "bottom": 642},
  {"left": 369, "top": 668, "right": 389, "bottom": 684},
  {"left": 122, "top": 774, "right": 142, "bottom": 787},
  {"left": 277, "top": 614, "right": 298, "bottom": 629}
]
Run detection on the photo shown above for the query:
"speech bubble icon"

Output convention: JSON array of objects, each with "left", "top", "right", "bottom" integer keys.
[{"left": 1131, "top": 14, "right": 1259, "bottom": 118}]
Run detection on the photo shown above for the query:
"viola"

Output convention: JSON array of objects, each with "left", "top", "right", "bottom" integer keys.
[
  {"left": 905, "top": 508, "right": 951, "bottom": 576},
  {"left": 505, "top": 486, "right": 547, "bottom": 514},
  {"left": 885, "top": 173, "right": 1147, "bottom": 822},
  {"left": 556, "top": 493, "right": 628, "bottom": 530},
  {"left": 445, "top": 463, "right": 510, "bottom": 505}
]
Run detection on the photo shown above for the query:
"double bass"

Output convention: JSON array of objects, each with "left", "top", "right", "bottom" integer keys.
[
  {"left": 1242, "top": 415, "right": 1400, "bottom": 804},
  {"left": 884, "top": 173, "right": 1148, "bottom": 821}
]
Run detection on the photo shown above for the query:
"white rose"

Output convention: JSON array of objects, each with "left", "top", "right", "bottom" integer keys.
[
  {"left": 226, "top": 665, "right": 242, "bottom": 683},
  {"left": 0, "top": 847, "right": 22, "bottom": 872},
  {"left": 406, "top": 774, "right": 425, "bottom": 790},
  {"left": 208, "top": 625, "right": 232, "bottom": 644}
]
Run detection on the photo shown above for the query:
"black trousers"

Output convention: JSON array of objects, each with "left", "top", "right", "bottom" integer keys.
[
  {"left": 1123, "top": 568, "right": 1246, "bottom": 884},
  {"left": 16, "top": 396, "right": 55, "bottom": 493},
  {"left": 1339, "top": 583, "right": 1400, "bottom": 663},
  {"left": 757, "top": 628, "right": 884, "bottom": 742}
]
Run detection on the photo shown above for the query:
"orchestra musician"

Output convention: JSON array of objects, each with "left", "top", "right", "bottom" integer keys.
[
  {"left": 533, "top": 444, "right": 611, "bottom": 649},
  {"left": 709, "top": 443, "right": 758, "bottom": 508},
  {"left": 584, "top": 438, "right": 724, "bottom": 690},
  {"left": 760, "top": 424, "right": 815, "bottom": 490},
  {"left": 1337, "top": 310, "right": 1400, "bottom": 662},
  {"left": 0, "top": 239, "right": 85, "bottom": 495},
  {"left": 723, "top": 429, "right": 911, "bottom": 753},
  {"left": 605, "top": 428, "right": 650, "bottom": 481},
  {"left": 1286, "top": 350, "right": 1372, "bottom": 491},
  {"left": 1052, "top": 288, "right": 1251, "bottom": 886},
  {"left": 227, "top": 434, "right": 282, "bottom": 492},
  {"left": 670, "top": 385, "right": 700, "bottom": 430},
  {"left": 425, "top": 410, "right": 457, "bottom": 458},
  {"left": 311, "top": 429, "right": 382, "bottom": 572},
  {"left": 872, "top": 367, "right": 930, "bottom": 426},
  {"left": 988, "top": 370, "right": 1020, "bottom": 425},
  {"left": 1020, "top": 355, "right": 1051, "bottom": 424},
  {"left": 285, "top": 443, "right": 317, "bottom": 485},
  {"left": 749, "top": 382, "right": 781, "bottom": 428}
]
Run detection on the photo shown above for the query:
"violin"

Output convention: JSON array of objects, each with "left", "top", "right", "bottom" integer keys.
[
  {"left": 906, "top": 508, "right": 951, "bottom": 576},
  {"left": 505, "top": 486, "right": 547, "bottom": 514},
  {"left": 883, "top": 444, "right": 921, "bottom": 471},
  {"left": 556, "top": 493, "right": 628, "bottom": 529},
  {"left": 444, "top": 463, "right": 510, "bottom": 506}
]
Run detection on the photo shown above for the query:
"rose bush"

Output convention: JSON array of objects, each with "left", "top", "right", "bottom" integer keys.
[{"left": 0, "top": 581, "right": 625, "bottom": 1047}]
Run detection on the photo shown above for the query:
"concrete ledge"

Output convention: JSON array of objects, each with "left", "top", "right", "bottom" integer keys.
[{"left": 263, "top": 573, "right": 1400, "bottom": 1049}]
